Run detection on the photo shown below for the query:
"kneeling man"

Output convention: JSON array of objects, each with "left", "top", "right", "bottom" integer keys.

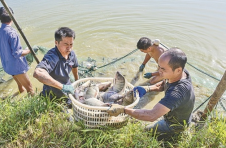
[{"left": 107, "top": 47, "right": 195, "bottom": 139}]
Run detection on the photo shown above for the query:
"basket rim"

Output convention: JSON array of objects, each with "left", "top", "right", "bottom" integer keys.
[{"left": 70, "top": 77, "right": 140, "bottom": 110}]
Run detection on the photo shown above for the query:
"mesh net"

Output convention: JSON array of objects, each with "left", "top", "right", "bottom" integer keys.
[
  {"left": 0, "top": 45, "right": 225, "bottom": 114},
  {"left": 0, "top": 46, "right": 49, "bottom": 83}
]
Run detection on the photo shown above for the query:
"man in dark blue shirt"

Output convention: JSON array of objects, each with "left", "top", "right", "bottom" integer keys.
[
  {"left": 107, "top": 48, "right": 195, "bottom": 140},
  {"left": 33, "top": 27, "right": 79, "bottom": 108}
]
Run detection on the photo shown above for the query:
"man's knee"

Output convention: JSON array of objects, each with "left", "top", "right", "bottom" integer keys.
[
  {"left": 144, "top": 123, "right": 158, "bottom": 134},
  {"left": 145, "top": 123, "right": 181, "bottom": 141}
]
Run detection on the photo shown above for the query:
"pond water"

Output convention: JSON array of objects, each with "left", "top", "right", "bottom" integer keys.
[{"left": 1, "top": 0, "right": 226, "bottom": 112}]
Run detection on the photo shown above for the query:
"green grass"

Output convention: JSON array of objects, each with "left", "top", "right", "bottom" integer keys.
[{"left": 0, "top": 95, "right": 226, "bottom": 148}]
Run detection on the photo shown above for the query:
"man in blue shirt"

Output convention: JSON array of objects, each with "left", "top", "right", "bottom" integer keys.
[
  {"left": 33, "top": 27, "right": 79, "bottom": 108},
  {"left": 0, "top": 7, "right": 34, "bottom": 96},
  {"left": 107, "top": 48, "right": 195, "bottom": 140}
]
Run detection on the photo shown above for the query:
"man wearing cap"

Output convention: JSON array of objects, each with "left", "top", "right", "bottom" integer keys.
[
  {"left": 0, "top": 7, "right": 34, "bottom": 97},
  {"left": 137, "top": 37, "right": 166, "bottom": 85},
  {"left": 107, "top": 48, "right": 195, "bottom": 140},
  {"left": 33, "top": 27, "right": 79, "bottom": 108}
]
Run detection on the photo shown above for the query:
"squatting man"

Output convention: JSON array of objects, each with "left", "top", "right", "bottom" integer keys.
[
  {"left": 107, "top": 48, "right": 195, "bottom": 138},
  {"left": 33, "top": 27, "right": 79, "bottom": 108}
]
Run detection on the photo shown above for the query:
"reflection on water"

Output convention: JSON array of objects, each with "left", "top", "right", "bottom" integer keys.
[{"left": 0, "top": 0, "right": 226, "bottom": 112}]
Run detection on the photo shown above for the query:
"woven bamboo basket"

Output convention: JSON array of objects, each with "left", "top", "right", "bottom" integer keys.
[{"left": 69, "top": 77, "right": 139, "bottom": 129}]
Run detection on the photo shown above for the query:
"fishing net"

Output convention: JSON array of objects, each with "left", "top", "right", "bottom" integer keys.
[
  {"left": 157, "top": 43, "right": 226, "bottom": 115},
  {"left": 25, "top": 46, "right": 49, "bottom": 63},
  {"left": 186, "top": 64, "right": 226, "bottom": 115},
  {"left": 0, "top": 46, "right": 49, "bottom": 83},
  {"left": 0, "top": 43, "right": 225, "bottom": 115}
]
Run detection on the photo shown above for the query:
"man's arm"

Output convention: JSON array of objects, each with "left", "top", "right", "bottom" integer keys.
[
  {"left": 10, "top": 34, "right": 30, "bottom": 58},
  {"left": 150, "top": 71, "right": 160, "bottom": 77},
  {"left": 125, "top": 103, "right": 170, "bottom": 122},
  {"left": 20, "top": 46, "right": 32, "bottom": 56},
  {"left": 142, "top": 53, "right": 151, "bottom": 65},
  {"left": 144, "top": 80, "right": 165, "bottom": 92},
  {"left": 21, "top": 49, "right": 30, "bottom": 56},
  {"left": 72, "top": 67, "right": 79, "bottom": 81},
  {"left": 33, "top": 68, "right": 63, "bottom": 90}
]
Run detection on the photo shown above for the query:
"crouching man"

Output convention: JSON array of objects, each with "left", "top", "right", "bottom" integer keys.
[
  {"left": 33, "top": 27, "right": 79, "bottom": 108},
  {"left": 107, "top": 48, "right": 195, "bottom": 140}
]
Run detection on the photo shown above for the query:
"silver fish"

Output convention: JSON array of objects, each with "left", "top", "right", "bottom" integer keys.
[
  {"left": 97, "top": 81, "right": 112, "bottom": 92},
  {"left": 74, "top": 80, "right": 91, "bottom": 99},
  {"left": 74, "top": 89, "right": 80, "bottom": 100},
  {"left": 77, "top": 96, "right": 85, "bottom": 104},
  {"left": 101, "top": 91, "right": 124, "bottom": 103},
  {"left": 108, "top": 71, "right": 126, "bottom": 94},
  {"left": 84, "top": 98, "right": 110, "bottom": 107},
  {"left": 85, "top": 85, "right": 99, "bottom": 99},
  {"left": 122, "top": 90, "right": 134, "bottom": 106},
  {"left": 97, "top": 92, "right": 105, "bottom": 102}
]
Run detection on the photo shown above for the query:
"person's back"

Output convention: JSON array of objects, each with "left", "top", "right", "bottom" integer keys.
[
  {"left": 0, "top": 7, "right": 34, "bottom": 97},
  {"left": 0, "top": 23, "right": 29, "bottom": 74},
  {"left": 147, "top": 45, "right": 165, "bottom": 63}
]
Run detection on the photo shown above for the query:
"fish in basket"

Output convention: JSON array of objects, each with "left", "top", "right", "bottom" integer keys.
[{"left": 69, "top": 71, "right": 140, "bottom": 129}]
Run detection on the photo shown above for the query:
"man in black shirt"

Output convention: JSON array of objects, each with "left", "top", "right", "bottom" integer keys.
[{"left": 107, "top": 48, "right": 195, "bottom": 139}]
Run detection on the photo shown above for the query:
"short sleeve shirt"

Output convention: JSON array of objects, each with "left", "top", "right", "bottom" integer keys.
[
  {"left": 0, "top": 23, "right": 29, "bottom": 75},
  {"left": 36, "top": 46, "right": 78, "bottom": 98},
  {"left": 159, "top": 69, "right": 195, "bottom": 128}
]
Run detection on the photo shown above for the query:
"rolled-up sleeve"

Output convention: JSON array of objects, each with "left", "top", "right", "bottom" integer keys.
[{"left": 10, "top": 32, "right": 23, "bottom": 58}]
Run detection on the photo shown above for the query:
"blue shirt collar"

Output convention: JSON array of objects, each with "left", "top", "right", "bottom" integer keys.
[{"left": 1, "top": 23, "right": 9, "bottom": 28}]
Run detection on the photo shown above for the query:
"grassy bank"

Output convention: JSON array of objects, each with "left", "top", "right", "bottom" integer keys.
[{"left": 0, "top": 95, "right": 226, "bottom": 148}]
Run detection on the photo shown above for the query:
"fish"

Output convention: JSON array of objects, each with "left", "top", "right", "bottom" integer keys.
[
  {"left": 83, "top": 85, "right": 110, "bottom": 107},
  {"left": 100, "top": 91, "right": 124, "bottom": 103},
  {"left": 97, "top": 92, "right": 105, "bottom": 102},
  {"left": 85, "top": 85, "right": 99, "bottom": 99},
  {"left": 74, "top": 80, "right": 91, "bottom": 101},
  {"left": 74, "top": 89, "right": 86, "bottom": 103},
  {"left": 74, "top": 72, "right": 127, "bottom": 107},
  {"left": 130, "top": 70, "right": 142, "bottom": 85},
  {"left": 122, "top": 90, "right": 134, "bottom": 106},
  {"left": 108, "top": 71, "right": 126, "bottom": 94},
  {"left": 74, "top": 89, "right": 80, "bottom": 100},
  {"left": 84, "top": 98, "right": 110, "bottom": 107},
  {"left": 80, "top": 80, "right": 91, "bottom": 89},
  {"left": 97, "top": 81, "right": 112, "bottom": 92}
]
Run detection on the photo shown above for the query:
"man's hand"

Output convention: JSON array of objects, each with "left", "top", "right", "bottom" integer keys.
[
  {"left": 25, "top": 47, "right": 39, "bottom": 62},
  {"left": 144, "top": 72, "right": 152, "bottom": 79},
  {"left": 139, "top": 64, "right": 145, "bottom": 72},
  {"left": 133, "top": 86, "right": 148, "bottom": 98},
  {"left": 106, "top": 104, "right": 125, "bottom": 116},
  {"left": 62, "top": 84, "right": 74, "bottom": 94}
]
